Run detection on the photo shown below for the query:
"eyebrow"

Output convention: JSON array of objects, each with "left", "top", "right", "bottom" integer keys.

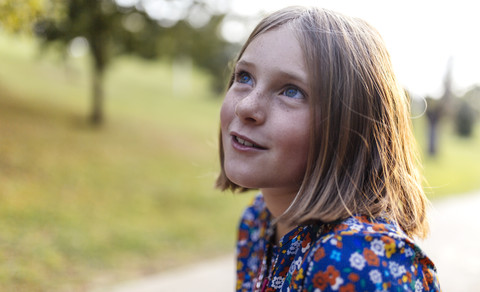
[{"left": 236, "top": 59, "right": 309, "bottom": 88}]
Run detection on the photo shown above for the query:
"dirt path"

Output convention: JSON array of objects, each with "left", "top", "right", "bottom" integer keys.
[{"left": 97, "top": 191, "right": 480, "bottom": 292}]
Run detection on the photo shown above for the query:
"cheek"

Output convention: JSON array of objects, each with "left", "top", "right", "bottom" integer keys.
[
  {"left": 283, "top": 117, "right": 311, "bottom": 171},
  {"left": 220, "top": 94, "right": 235, "bottom": 131}
]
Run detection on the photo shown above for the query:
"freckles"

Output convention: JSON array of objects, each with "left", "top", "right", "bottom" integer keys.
[{"left": 220, "top": 98, "right": 233, "bottom": 129}]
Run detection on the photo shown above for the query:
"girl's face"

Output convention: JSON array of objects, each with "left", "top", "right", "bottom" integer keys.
[{"left": 220, "top": 26, "right": 311, "bottom": 197}]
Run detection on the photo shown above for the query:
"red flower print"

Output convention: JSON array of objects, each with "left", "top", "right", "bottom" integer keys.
[
  {"left": 238, "top": 246, "right": 250, "bottom": 258},
  {"left": 312, "top": 271, "right": 328, "bottom": 290},
  {"left": 363, "top": 248, "right": 380, "bottom": 266},
  {"left": 381, "top": 235, "right": 395, "bottom": 245},
  {"left": 238, "top": 229, "right": 249, "bottom": 240},
  {"left": 280, "top": 265, "right": 290, "bottom": 276},
  {"left": 339, "top": 283, "right": 356, "bottom": 292},
  {"left": 381, "top": 236, "right": 396, "bottom": 258},
  {"left": 404, "top": 271, "right": 412, "bottom": 283},
  {"left": 336, "top": 236, "right": 343, "bottom": 248},
  {"left": 325, "top": 265, "right": 340, "bottom": 285},
  {"left": 424, "top": 269, "right": 434, "bottom": 284},
  {"left": 302, "top": 233, "right": 311, "bottom": 248},
  {"left": 334, "top": 223, "right": 349, "bottom": 232},
  {"left": 372, "top": 223, "right": 388, "bottom": 232},
  {"left": 348, "top": 272, "right": 360, "bottom": 282},
  {"left": 314, "top": 247, "right": 326, "bottom": 261}
]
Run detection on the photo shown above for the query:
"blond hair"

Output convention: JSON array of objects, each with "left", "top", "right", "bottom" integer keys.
[{"left": 216, "top": 6, "right": 429, "bottom": 238}]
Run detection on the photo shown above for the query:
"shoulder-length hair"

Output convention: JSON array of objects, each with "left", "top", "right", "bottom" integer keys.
[{"left": 216, "top": 6, "right": 429, "bottom": 238}]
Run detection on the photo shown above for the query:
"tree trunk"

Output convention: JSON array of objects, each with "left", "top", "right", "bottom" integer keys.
[
  {"left": 90, "top": 64, "right": 104, "bottom": 125},
  {"left": 427, "top": 116, "right": 438, "bottom": 156}
]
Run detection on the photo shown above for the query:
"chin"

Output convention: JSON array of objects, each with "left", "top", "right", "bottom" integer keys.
[{"left": 225, "top": 172, "right": 261, "bottom": 190}]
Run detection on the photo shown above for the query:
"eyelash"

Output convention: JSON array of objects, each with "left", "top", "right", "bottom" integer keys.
[
  {"left": 234, "top": 70, "right": 306, "bottom": 99},
  {"left": 282, "top": 86, "right": 305, "bottom": 99},
  {"left": 235, "top": 71, "right": 252, "bottom": 84}
]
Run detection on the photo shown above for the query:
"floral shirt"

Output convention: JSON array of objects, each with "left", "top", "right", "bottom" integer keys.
[{"left": 236, "top": 195, "right": 440, "bottom": 292}]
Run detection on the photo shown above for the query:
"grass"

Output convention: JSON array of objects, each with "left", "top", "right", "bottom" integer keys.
[
  {"left": 415, "top": 118, "right": 480, "bottom": 197},
  {"left": 0, "top": 34, "right": 253, "bottom": 291},
  {"left": 0, "top": 33, "right": 479, "bottom": 291}
]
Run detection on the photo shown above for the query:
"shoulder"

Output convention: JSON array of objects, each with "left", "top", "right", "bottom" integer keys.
[
  {"left": 237, "top": 194, "right": 270, "bottom": 248},
  {"left": 238, "top": 194, "right": 269, "bottom": 231},
  {"left": 236, "top": 194, "right": 270, "bottom": 291},
  {"left": 300, "top": 216, "right": 440, "bottom": 291}
]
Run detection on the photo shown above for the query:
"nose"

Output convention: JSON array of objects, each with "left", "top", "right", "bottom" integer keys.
[{"left": 234, "top": 89, "right": 266, "bottom": 124}]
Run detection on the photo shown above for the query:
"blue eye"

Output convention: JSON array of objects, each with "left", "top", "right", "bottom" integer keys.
[
  {"left": 237, "top": 72, "right": 252, "bottom": 85},
  {"left": 283, "top": 87, "right": 304, "bottom": 99}
]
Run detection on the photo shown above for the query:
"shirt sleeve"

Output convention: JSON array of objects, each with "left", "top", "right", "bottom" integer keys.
[{"left": 302, "top": 228, "right": 440, "bottom": 292}]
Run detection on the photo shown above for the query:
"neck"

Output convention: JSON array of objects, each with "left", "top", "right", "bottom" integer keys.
[{"left": 261, "top": 188, "right": 297, "bottom": 244}]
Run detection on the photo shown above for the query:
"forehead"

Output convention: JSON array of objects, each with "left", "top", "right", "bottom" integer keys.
[{"left": 239, "top": 26, "right": 308, "bottom": 81}]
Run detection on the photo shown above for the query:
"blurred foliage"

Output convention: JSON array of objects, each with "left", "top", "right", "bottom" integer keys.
[
  {"left": 3, "top": 0, "right": 239, "bottom": 125},
  {"left": 0, "top": 0, "right": 45, "bottom": 33},
  {"left": 0, "top": 32, "right": 253, "bottom": 291},
  {"left": 425, "top": 60, "right": 455, "bottom": 156},
  {"left": 455, "top": 99, "right": 476, "bottom": 137},
  {"left": 453, "top": 85, "right": 480, "bottom": 137}
]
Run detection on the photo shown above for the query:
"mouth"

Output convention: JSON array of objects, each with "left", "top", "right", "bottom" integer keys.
[{"left": 232, "top": 134, "right": 267, "bottom": 150}]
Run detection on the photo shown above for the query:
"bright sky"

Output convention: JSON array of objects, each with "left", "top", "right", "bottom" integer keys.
[{"left": 226, "top": 0, "right": 480, "bottom": 98}]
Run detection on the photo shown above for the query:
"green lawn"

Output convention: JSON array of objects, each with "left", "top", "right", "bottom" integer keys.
[
  {"left": 0, "top": 33, "right": 479, "bottom": 291},
  {"left": 414, "top": 118, "right": 480, "bottom": 197},
  {"left": 0, "top": 34, "right": 253, "bottom": 291}
]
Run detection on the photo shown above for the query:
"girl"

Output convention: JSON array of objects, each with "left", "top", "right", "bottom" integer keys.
[{"left": 217, "top": 6, "right": 440, "bottom": 292}]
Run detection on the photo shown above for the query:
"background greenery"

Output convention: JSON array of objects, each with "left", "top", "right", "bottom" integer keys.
[{"left": 0, "top": 33, "right": 479, "bottom": 291}]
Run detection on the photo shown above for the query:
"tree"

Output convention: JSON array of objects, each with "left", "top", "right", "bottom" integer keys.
[
  {"left": 0, "top": 0, "right": 45, "bottom": 33},
  {"left": 33, "top": 0, "right": 234, "bottom": 125},
  {"left": 455, "top": 100, "right": 476, "bottom": 137},
  {"left": 155, "top": 14, "right": 238, "bottom": 93},
  {"left": 425, "top": 59, "right": 454, "bottom": 156},
  {"left": 455, "top": 85, "right": 480, "bottom": 137}
]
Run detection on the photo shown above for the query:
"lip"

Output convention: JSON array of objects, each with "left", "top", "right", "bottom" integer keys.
[{"left": 230, "top": 132, "right": 267, "bottom": 151}]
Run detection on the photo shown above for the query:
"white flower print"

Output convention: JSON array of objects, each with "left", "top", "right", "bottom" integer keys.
[
  {"left": 294, "top": 256, "right": 303, "bottom": 270},
  {"left": 330, "top": 238, "right": 338, "bottom": 246},
  {"left": 349, "top": 252, "right": 367, "bottom": 270},
  {"left": 271, "top": 276, "right": 285, "bottom": 289},
  {"left": 388, "top": 231, "right": 403, "bottom": 241},
  {"left": 243, "top": 210, "right": 255, "bottom": 221},
  {"left": 288, "top": 262, "right": 297, "bottom": 275},
  {"left": 321, "top": 234, "right": 334, "bottom": 243},
  {"left": 251, "top": 229, "right": 260, "bottom": 241},
  {"left": 247, "top": 256, "right": 259, "bottom": 270},
  {"left": 415, "top": 279, "right": 423, "bottom": 292},
  {"left": 301, "top": 242, "right": 311, "bottom": 253},
  {"left": 370, "top": 239, "right": 385, "bottom": 256},
  {"left": 242, "top": 281, "right": 252, "bottom": 290},
  {"left": 350, "top": 223, "right": 364, "bottom": 231},
  {"left": 389, "top": 261, "right": 406, "bottom": 278},
  {"left": 287, "top": 240, "right": 301, "bottom": 255},
  {"left": 344, "top": 217, "right": 364, "bottom": 231},
  {"left": 288, "top": 256, "right": 302, "bottom": 275},
  {"left": 369, "top": 269, "right": 383, "bottom": 284},
  {"left": 405, "top": 247, "right": 414, "bottom": 258},
  {"left": 331, "top": 276, "right": 344, "bottom": 290},
  {"left": 343, "top": 217, "right": 357, "bottom": 226}
]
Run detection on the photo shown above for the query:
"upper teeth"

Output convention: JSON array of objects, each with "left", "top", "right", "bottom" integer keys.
[{"left": 236, "top": 137, "right": 255, "bottom": 147}]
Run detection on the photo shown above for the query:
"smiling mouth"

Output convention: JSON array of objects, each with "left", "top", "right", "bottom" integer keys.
[{"left": 233, "top": 136, "right": 266, "bottom": 149}]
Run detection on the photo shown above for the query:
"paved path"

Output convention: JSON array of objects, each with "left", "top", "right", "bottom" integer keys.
[
  {"left": 98, "top": 191, "right": 480, "bottom": 292},
  {"left": 419, "top": 191, "right": 480, "bottom": 292}
]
